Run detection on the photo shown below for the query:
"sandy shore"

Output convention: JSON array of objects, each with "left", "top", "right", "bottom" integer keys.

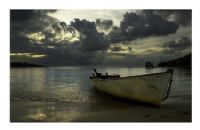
[
  {"left": 11, "top": 93, "right": 191, "bottom": 122},
  {"left": 71, "top": 94, "right": 191, "bottom": 122}
]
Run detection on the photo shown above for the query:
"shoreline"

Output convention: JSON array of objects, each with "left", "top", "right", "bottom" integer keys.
[
  {"left": 71, "top": 94, "right": 191, "bottom": 122},
  {"left": 10, "top": 93, "right": 191, "bottom": 122}
]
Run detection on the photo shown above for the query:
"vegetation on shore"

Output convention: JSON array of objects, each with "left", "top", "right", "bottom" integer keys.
[{"left": 158, "top": 53, "right": 191, "bottom": 68}]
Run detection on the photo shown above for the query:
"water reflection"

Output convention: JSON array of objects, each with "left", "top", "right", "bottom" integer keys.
[
  {"left": 11, "top": 101, "right": 85, "bottom": 122},
  {"left": 11, "top": 67, "right": 191, "bottom": 103},
  {"left": 11, "top": 68, "right": 46, "bottom": 92},
  {"left": 27, "top": 109, "right": 47, "bottom": 121}
]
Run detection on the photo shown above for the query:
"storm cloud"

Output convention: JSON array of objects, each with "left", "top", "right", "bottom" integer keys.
[
  {"left": 10, "top": 10, "right": 59, "bottom": 52},
  {"left": 110, "top": 46, "right": 123, "bottom": 52},
  {"left": 109, "top": 46, "right": 132, "bottom": 52},
  {"left": 109, "top": 11, "right": 179, "bottom": 43},
  {"left": 70, "top": 19, "right": 110, "bottom": 51},
  {"left": 10, "top": 10, "right": 191, "bottom": 66},
  {"left": 96, "top": 19, "right": 113, "bottom": 33},
  {"left": 163, "top": 37, "right": 191, "bottom": 54},
  {"left": 10, "top": 10, "right": 110, "bottom": 65},
  {"left": 154, "top": 10, "right": 192, "bottom": 27}
]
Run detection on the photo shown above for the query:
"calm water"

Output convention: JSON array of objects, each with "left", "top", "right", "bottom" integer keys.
[{"left": 10, "top": 67, "right": 191, "bottom": 121}]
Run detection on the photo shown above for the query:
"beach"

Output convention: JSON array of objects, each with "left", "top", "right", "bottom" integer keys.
[
  {"left": 10, "top": 67, "right": 191, "bottom": 122},
  {"left": 72, "top": 94, "right": 191, "bottom": 122},
  {"left": 11, "top": 92, "right": 191, "bottom": 122}
]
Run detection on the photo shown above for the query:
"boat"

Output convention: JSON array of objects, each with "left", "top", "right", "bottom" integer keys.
[{"left": 90, "top": 69, "right": 173, "bottom": 106}]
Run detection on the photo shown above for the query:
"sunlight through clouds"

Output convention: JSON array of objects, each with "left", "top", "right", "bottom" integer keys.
[
  {"left": 26, "top": 32, "right": 45, "bottom": 44},
  {"left": 10, "top": 53, "right": 46, "bottom": 58},
  {"left": 10, "top": 10, "right": 191, "bottom": 66}
]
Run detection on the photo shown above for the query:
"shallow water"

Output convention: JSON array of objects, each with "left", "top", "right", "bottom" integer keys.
[{"left": 10, "top": 67, "right": 191, "bottom": 122}]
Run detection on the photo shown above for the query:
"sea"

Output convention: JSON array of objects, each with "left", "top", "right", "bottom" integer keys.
[{"left": 10, "top": 67, "right": 192, "bottom": 122}]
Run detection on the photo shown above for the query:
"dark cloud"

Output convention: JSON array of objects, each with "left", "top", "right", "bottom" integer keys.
[
  {"left": 10, "top": 10, "right": 59, "bottom": 52},
  {"left": 10, "top": 10, "right": 191, "bottom": 66},
  {"left": 96, "top": 19, "right": 113, "bottom": 32},
  {"left": 10, "top": 10, "right": 35, "bottom": 22},
  {"left": 154, "top": 10, "right": 192, "bottom": 27},
  {"left": 110, "top": 46, "right": 132, "bottom": 52},
  {"left": 163, "top": 37, "right": 191, "bottom": 54},
  {"left": 10, "top": 10, "right": 77, "bottom": 48},
  {"left": 108, "top": 26, "right": 122, "bottom": 43},
  {"left": 10, "top": 10, "right": 109, "bottom": 66},
  {"left": 10, "top": 10, "right": 58, "bottom": 39},
  {"left": 173, "top": 10, "right": 191, "bottom": 26},
  {"left": 70, "top": 19, "right": 110, "bottom": 51},
  {"left": 109, "top": 11, "right": 179, "bottom": 43},
  {"left": 110, "top": 46, "right": 122, "bottom": 52},
  {"left": 128, "top": 46, "right": 132, "bottom": 52},
  {"left": 10, "top": 10, "right": 56, "bottom": 24},
  {"left": 52, "top": 22, "right": 63, "bottom": 32},
  {"left": 10, "top": 10, "right": 65, "bottom": 64},
  {"left": 59, "top": 22, "right": 68, "bottom": 32}
]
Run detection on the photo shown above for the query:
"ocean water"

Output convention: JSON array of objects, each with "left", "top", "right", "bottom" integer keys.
[{"left": 10, "top": 67, "right": 191, "bottom": 121}]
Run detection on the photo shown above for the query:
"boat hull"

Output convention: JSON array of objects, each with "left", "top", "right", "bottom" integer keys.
[{"left": 91, "top": 71, "right": 173, "bottom": 106}]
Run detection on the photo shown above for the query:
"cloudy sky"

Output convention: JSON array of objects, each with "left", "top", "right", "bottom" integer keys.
[{"left": 10, "top": 10, "right": 191, "bottom": 66}]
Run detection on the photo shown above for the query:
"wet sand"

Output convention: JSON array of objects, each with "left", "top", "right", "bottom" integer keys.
[
  {"left": 71, "top": 94, "right": 191, "bottom": 122},
  {"left": 10, "top": 94, "right": 191, "bottom": 122}
]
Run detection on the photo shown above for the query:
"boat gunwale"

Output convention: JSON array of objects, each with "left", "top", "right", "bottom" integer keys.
[{"left": 90, "top": 70, "right": 173, "bottom": 81}]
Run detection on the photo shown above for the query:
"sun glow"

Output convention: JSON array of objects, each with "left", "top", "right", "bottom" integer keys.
[
  {"left": 54, "top": 31, "right": 73, "bottom": 42},
  {"left": 132, "top": 47, "right": 164, "bottom": 55},
  {"left": 26, "top": 32, "right": 45, "bottom": 44},
  {"left": 26, "top": 29, "right": 80, "bottom": 45},
  {"left": 10, "top": 53, "right": 46, "bottom": 58}
]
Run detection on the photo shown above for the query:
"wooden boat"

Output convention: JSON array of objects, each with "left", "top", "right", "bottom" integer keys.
[{"left": 90, "top": 69, "right": 173, "bottom": 106}]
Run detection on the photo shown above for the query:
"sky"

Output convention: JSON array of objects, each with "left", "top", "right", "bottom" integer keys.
[{"left": 10, "top": 10, "right": 192, "bottom": 66}]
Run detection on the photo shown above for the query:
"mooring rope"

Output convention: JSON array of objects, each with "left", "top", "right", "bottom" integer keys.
[{"left": 162, "top": 69, "right": 173, "bottom": 101}]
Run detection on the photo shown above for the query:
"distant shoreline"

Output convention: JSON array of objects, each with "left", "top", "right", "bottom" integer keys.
[
  {"left": 10, "top": 62, "right": 47, "bottom": 68},
  {"left": 157, "top": 53, "right": 191, "bottom": 68},
  {"left": 11, "top": 53, "right": 192, "bottom": 68}
]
